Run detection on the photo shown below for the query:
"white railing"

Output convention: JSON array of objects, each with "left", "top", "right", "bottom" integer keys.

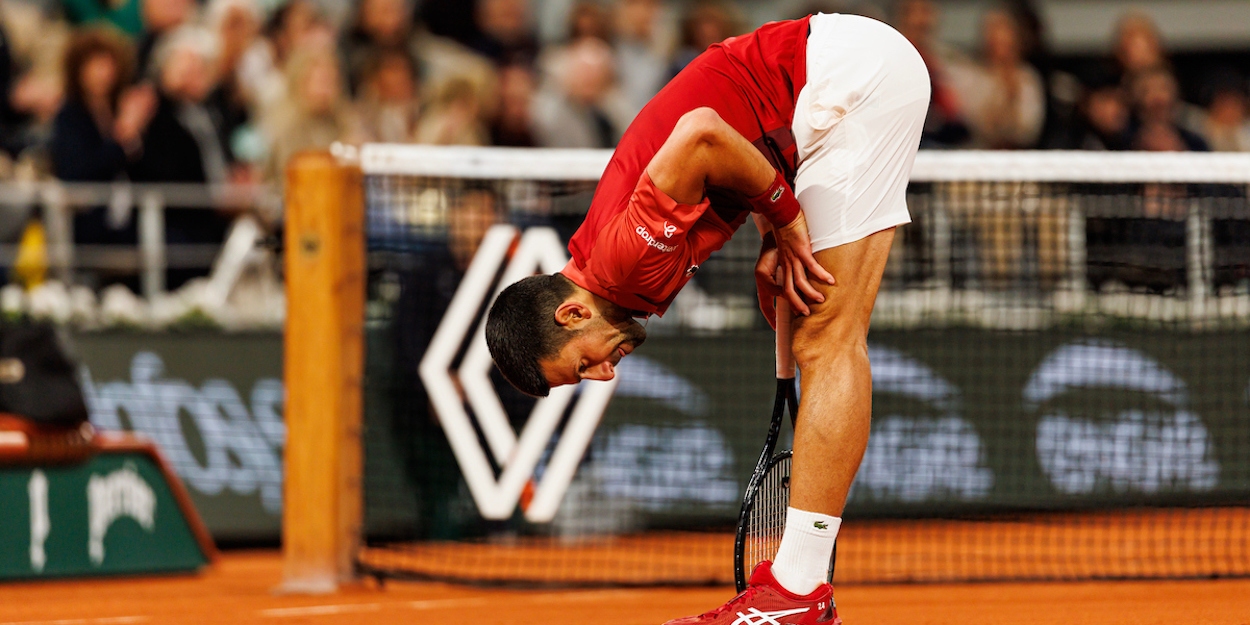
[{"left": 0, "top": 181, "right": 280, "bottom": 299}]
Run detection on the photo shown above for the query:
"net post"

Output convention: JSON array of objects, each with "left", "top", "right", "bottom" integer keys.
[{"left": 280, "top": 150, "right": 365, "bottom": 593}]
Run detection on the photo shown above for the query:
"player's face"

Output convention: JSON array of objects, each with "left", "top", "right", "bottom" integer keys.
[{"left": 540, "top": 305, "right": 646, "bottom": 388}]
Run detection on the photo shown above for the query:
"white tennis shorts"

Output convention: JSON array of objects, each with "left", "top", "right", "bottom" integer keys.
[{"left": 794, "top": 13, "right": 931, "bottom": 252}]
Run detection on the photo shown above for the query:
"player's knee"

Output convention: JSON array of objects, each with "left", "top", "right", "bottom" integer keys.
[{"left": 791, "top": 315, "right": 867, "bottom": 371}]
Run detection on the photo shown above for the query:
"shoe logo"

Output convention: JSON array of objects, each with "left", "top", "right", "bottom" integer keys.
[
  {"left": 770, "top": 187, "right": 784, "bottom": 202},
  {"left": 814, "top": 521, "right": 828, "bottom": 530},
  {"left": 664, "top": 221, "right": 678, "bottom": 238},
  {"left": 733, "top": 607, "right": 810, "bottom": 625}
]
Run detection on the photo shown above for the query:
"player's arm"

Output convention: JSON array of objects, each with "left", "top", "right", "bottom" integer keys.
[{"left": 645, "top": 107, "right": 834, "bottom": 315}]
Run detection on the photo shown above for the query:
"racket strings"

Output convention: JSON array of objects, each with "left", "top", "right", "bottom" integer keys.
[{"left": 745, "top": 454, "right": 792, "bottom": 568}]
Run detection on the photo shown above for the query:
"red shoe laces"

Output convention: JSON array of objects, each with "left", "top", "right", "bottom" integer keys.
[{"left": 702, "top": 584, "right": 766, "bottom": 618}]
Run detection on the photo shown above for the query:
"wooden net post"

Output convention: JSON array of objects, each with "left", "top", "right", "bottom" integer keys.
[{"left": 280, "top": 151, "right": 364, "bottom": 593}]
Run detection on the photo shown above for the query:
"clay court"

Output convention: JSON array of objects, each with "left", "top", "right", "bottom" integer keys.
[{"left": 0, "top": 550, "right": 1247, "bottom": 625}]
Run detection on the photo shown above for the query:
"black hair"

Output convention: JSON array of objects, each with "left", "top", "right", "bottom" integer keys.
[{"left": 486, "top": 273, "right": 579, "bottom": 397}]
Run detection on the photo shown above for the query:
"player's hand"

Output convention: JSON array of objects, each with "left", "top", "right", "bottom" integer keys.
[
  {"left": 754, "top": 239, "right": 782, "bottom": 330},
  {"left": 775, "top": 212, "right": 835, "bottom": 316}
]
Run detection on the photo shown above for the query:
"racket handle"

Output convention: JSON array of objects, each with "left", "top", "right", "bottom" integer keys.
[{"left": 775, "top": 298, "right": 795, "bottom": 379}]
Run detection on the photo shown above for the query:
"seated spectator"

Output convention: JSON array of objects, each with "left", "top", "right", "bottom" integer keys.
[
  {"left": 614, "top": 0, "right": 667, "bottom": 116},
  {"left": 342, "top": 0, "right": 419, "bottom": 94},
  {"left": 131, "top": 26, "right": 235, "bottom": 287},
  {"left": 489, "top": 63, "right": 537, "bottom": 147},
  {"left": 130, "top": 26, "right": 228, "bottom": 187},
  {"left": 262, "top": 46, "right": 365, "bottom": 183},
  {"left": 1113, "top": 12, "right": 1166, "bottom": 86},
  {"left": 1197, "top": 72, "right": 1250, "bottom": 152},
  {"left": 205, "top": 0, "right": 267, "bottom": 181},
  {"left": 1051, "top": 70, "right": 1132, "bottom": 151},
  {"left": 135, "top": 0, "right": 196, "bottom": 78},
  {"left": 1, "top": 1, "right": 71, "bottom": 165},
  {"left": 50, "top": 29, "right": 154, "bottom": 244},
  {"left": 668, "top": 0, "right": 742, "bottom": 79},
  {"left": 892, "top": 0, "right": 970, "bottom": 148},
  {"left": 470, "top": 0, "right": 539, "bottom": 67},
  {"left": 533, "top": 37, "right": 630, "bottom": 149},
  {"left": 413, "top": 76, "right": 489, "bottom": 146},
  {"left": 1128, "top": 66, "right": 1209, "bottom": 153},
  {"left": 947, "top": 8, "right": 1044, "bottom": 149},
  {"left": 566, "top": 0, "right": 612, "bottom": 44},
  {"left": 357, "top": 47, "right": 422, "bottom": 143},
  {"left": 60, "top": 0, "right": 144, "bottom": 37}
]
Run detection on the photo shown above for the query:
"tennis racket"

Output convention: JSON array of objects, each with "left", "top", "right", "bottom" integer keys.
[{"left": 733, "top": 300, "right": 835, "bottom": 592}]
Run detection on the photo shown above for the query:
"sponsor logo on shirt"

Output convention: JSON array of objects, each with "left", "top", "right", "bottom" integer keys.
[
  {"left": 663, "top": 221, "right": 678, "bottom": 238},
  {"left": 636, "top": 226, "right": 677, "bottom": 253}
]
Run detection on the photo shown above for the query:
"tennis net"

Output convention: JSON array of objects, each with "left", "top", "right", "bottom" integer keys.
[{"left": 354, "top": 146, "right": 1250, "bottom": 586}]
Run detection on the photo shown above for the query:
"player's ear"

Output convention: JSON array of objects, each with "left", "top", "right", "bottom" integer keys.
[{"left": 553, "top": 299, "right": 593, "bottom": 329}]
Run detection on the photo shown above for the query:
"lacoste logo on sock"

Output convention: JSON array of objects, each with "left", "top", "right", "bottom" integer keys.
[
  {"left": 770, "top": 187, "right": 784, "bottom": 202},
  {"left": 814, "top": 521, "right": 828, "bottom": 530}
]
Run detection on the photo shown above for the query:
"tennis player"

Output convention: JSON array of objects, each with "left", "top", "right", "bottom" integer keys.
[{"left": 487, "top": 13, "right": 928, "bottom": 624}]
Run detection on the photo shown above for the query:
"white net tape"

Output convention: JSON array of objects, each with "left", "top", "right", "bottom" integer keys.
[{"left": 361, "top": 145, "right": 1250, "bottom": 184}]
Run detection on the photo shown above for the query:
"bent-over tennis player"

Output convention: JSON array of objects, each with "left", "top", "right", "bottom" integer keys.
[{"left": 487, "top": 13, "right": 929, "bottom": 624}]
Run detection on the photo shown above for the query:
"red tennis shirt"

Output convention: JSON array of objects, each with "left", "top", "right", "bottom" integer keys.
[{"left": 560, "top": 16, "right": 811, "bottom": 316}]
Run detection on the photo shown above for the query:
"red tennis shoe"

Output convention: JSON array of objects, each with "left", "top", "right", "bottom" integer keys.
[{"left": 662, "top": 561, "right": 841, "bottom": 625}]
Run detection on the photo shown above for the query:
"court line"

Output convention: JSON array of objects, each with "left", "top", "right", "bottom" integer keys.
[
  {"left": 0, "top": 617, "right": 148, "bottom": 625},
  {"left": 260, "top": 590, "right": 648, "bottom": 618}
]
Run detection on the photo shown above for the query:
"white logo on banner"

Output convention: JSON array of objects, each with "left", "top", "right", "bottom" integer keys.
[
  {"left": 87, "top": 463, "right": 156, "bottom": 564},
  {"left": 81, "top": 354, "right": 286, "bottom": 512},
  {"left": 1026, "top": 341, "right": 1219, "bottom": 494},
  {"left": 420, "top": 225, "right": 617, "bottom": 522},
  {"left": 853, "top": 345, "right": 993, "bottom": 502},
  {"left": 28, "top": 470, "right": 49, "bottom": 572}
]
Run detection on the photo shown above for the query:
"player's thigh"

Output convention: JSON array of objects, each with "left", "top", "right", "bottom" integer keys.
[{"left": 792, "top": 227, "right": 895, "bottom": 349}]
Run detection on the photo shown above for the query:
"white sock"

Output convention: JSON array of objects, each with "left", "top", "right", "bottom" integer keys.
[{"left": 770, "top": 507, "right": 840, "bottom": 596}]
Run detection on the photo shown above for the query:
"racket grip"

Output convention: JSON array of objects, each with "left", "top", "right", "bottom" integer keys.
[{"left": 775, "top": 299, "right": 795, "bottom": 379}]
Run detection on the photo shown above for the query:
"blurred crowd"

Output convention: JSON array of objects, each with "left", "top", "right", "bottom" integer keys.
[{"left": 0, "top": 0, "right": 1248, "bottom": 262}]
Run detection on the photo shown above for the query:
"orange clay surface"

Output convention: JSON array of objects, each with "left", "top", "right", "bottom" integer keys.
[{"left": 0, "top": 550, "right": 1247, "bottom": 625}]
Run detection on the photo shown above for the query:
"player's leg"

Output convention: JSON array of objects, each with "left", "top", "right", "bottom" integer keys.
[
  {"left": 788, "top": 228, "right": 894, "bottom": 517},
  {"left": 645, "top": 107, "right": 778, "bottom": 204},
  {"left": 766, "top": 12, "right": 930, "bottom": 598}
]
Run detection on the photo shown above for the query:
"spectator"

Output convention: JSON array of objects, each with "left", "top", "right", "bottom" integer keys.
[
  {"left": 131, "top": 26, "right": 228, "bottom": 187},
  {"left": 471, "top": 0, "right": 539, "bottom": 67},
  {"left": 262, "top": 46, "right": 364, "bottom": 183},
  {"left": 1113, "top": 12, "right": 1166, "bottom": 85},
  {"left": 614, "top": 0, "right": 667, "bottom": 116},
  {"left": 357, "top": 47, "right": 422, "bottom": 143},
  {"left": 532, "top": 37, "right": 630, "bottom": 148},
  {"left": 413, "top": 76, "right": 489, "bottom": 146},
  {"left": 342, "top": 0, "right": 418, "bottom": 93},
  {"left": 947, "top": 8, "right": 1045, "bottom": 149},
  {"left": 130, "top": 25, "right": 234, "bottom": 288},
  {"left": 135, "top": 0, "right": 196, "bottom": 78},
  {"left": 1128, "top": 66, "right": 1209, "bottom": 153},
  {"left": 1197, "top": 72, "right": 1250, "bottom": 152},
  {"left": 566, "top": 0, "right": 612, "bottom": 43},
  {"left": 892, "top": 0, "right": 970, "bottom": 148},
  {"left": 264, "top": 0, "right": 333, "bottom": 72},
  {"left": 668, "top": 0, "right": 742, "bottom": 79},
  {"left": 205, "top": 0, "right": 267, "bottom": 180},
  {"left": 1, "top": 1, "right": 71, "bottom": 165},
  {"left": 51, "top": 29, "right": 143, "bottom": 183},
  {"left": 489, "top": 62, "right": 537, "bottom": 147},
  {"left": 1049, "top": 69, "right": 1132, "bottom": 151},
  {"left": 50, "top": 29, "right": 154, "bottom": 244},
  {"left": 61, "top": 0, "right": 144, "bottom": 37}
]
